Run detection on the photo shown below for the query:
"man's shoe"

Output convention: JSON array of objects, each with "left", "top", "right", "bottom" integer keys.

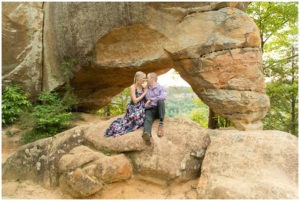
[
  {"left": 142, "top": 132, "right": 151, "bottom": 145},
  {"left": 157, "top": 125, "right": 164, "bottom": 137}
]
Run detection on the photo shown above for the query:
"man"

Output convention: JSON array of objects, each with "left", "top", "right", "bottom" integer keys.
[{"left": 142, "top": 72, "right": 167, "bottom": 145}]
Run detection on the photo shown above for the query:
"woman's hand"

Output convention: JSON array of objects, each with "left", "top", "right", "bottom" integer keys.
[
  {"left": 144, "top": 87, "right": 148, "bottom": 93},
  {"left": 142, "top": 82, "right": 148, "bottom": 89}
]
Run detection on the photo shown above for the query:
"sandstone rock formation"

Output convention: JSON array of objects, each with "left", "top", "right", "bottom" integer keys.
[
  {"left": 84, "top": 117, "right": 210, "bottom": 183},
  {"left": 58, "top": 146, "right": 132, "bottom": 198},
  {"left": 2, "top": 117, "right": 297, "bottom": 199},
  {"left": 2, "top": 117, "right": 210, "bottom": 198},
  {"left": 127, "top": 119, "right": 210, "bottom": 182},
  {"left": 197, "top": 129, "right": 298, "bottom": 199},
  {"left": 2, "top": 2, "right": 43, "bottom": 99},
  {"left": 2, "top": 2, "right": 269, "bottom": 130}
]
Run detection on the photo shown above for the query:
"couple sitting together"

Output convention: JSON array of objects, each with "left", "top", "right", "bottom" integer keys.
[{"left": 104, "top": 71, "right": 167, "bottom": 145}]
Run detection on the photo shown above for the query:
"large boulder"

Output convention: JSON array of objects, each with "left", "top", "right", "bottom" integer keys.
[
  {"left": 2, "top": 126, "right": 88, "bottom": 188},
  {"left": 2, "top": 2, "right": 268, "bottom": 130},
  {"left": 58, "top": 145, "right": 133, "bottom": 198},
  {"left": 2, "top": 117, "right": 210, "bottom": 198},
  {"left": 127, "top": 118, "right": 210, "bottom": 182},
  {"left": 83, "top": 117, "right": 148, "bottom": 153},
  {"left": 2, "top": 116, "right": 297, "bottom": 199},
  {"left": 83, "top": 117, "right": 211, "bottom": 182},
  {"left": 42, "top": 2, "right": 268, "bottom": 130},
  {"left": 197, "top": 129, "right": 298, "bottom": 199},
  {"left": 2, "top": 2, "right": 43, "bottom": 99}
]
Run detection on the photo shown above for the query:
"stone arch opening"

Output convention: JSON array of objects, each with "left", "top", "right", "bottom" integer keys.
[
  {"left": 70, "top": 17, "right": 269, "bottom": 130},
  {"left": 97, "top": 68, "right": 210, "bottom": 125},
  {"left": 35, "top": 2, "right": 271, "bottom": 131},
  {"left": 158, "top": 69, "right": 209, "bottom": 124}
]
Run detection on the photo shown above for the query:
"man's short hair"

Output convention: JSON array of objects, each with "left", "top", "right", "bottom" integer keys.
[{"left": 148, "top": 72, "right": 158, "bottom": 81}]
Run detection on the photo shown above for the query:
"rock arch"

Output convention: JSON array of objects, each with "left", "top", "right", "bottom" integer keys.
[{"left": 2, "top": 2, "right": 270, "bottom": 130}]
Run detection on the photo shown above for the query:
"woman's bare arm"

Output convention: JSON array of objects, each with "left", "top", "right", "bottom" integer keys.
[{"left": 130, "top": 85, "right": 147, "bottom": 104}]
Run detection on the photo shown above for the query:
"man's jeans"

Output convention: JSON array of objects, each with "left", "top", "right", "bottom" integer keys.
[{"left": 144, "top": 100, "right": 165, "bottom": 136}]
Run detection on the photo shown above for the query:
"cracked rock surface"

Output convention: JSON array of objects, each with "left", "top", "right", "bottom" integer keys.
[
  {"left": 2, "top": 2, "right": 269, "bottom": 130},
  {"left": 2, "top": 117, "right": 210, "bottom": 198},
  {"left": 2, "top": 116, "right": 297, "bottom": 199}
]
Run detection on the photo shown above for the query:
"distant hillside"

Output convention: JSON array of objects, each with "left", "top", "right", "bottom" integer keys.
[{"left": 165, "top": 86, "right": 198, "bottom": 117}]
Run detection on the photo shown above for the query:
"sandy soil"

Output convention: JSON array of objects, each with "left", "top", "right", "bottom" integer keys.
[
  {"left": 94, "top": 178, "right": 198, "bottom": 199},
  {"left": 2, "top": 113, "right": 199, "bottom": 199},
  {"left": 2, "top": 126, "right": 22, "bottom": 164},
  {"left": 2, "top": 178, "right": 198, "bottom": 199},
  {"left": 2, "top": 180, "right": 73, "bottom": 199}
]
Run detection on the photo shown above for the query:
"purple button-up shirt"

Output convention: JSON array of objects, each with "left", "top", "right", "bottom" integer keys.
[{"left": 145, "top": 83, "right": 167, "bottom": 109}]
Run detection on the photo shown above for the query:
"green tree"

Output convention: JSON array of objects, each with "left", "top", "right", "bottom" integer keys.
[
  {"left": 2, "top": 85, "right": 31, "bottom": 126},
  {"left": 247, "top": 2, "right": 298, "bottom": 135},
  {"left": 165, "top": 86, "right": 198, "bottom": 118},
  {"left": 21, "top": 92, "right": 72, "bottom": 143},
  {"left": 189, "top": 98, "right": 209, "bottom": 127},
  {"left": 97, "top": 88, "right": 131, "bottom": 117}
]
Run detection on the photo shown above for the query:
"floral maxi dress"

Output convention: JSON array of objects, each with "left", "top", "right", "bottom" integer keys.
[{"left": 104, "top": 89, "right": 146, "bottom": 137}]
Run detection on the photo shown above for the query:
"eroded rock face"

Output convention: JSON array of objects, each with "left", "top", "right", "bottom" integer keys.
[
  {"left": 197, "top": 130, "right": 298, "bottom": 199},
  {"left": 2, "top": 2, "right": 43, "bottom": 99},
  {"left": 2, "top": 117, "right": 210, "bottom": 198},
  {"left": 58, "top": 146, "right": 132, "bottom": 198},
  {"left": 127, "top": 119, "right": 210, "bottom": 182},
  {"left": 84, "top": 117, "right": 211, "bottom": 182},
  {"left": 2, "top": 117, "right": 297, "bottom": 199},
  {"left": 2, "top": 127, "right": 88, "bottom": 188},
  {"left": 42, "top": 2, "right": 268, "bottom": 130},
  {"left": 3, "top": 2, "right": 269, "bottom": 130}
]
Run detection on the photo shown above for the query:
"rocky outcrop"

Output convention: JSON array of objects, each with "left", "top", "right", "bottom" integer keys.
[
  {"left": 2, "top": 127, "right": 88, "bottom": 188},
  {"left": 84, "top": 117, "right": 210, "bottom": 182},
  {"left": 3, "top": 2, "right": 268, "bottom": 130},
  {"left": 58, "top": 146, "right": 132, "bottom": 198},
  {"left": 2, "top": 117, "right": 298, "bottom": 199},
  {"left": 197, "top": 129, "right": 298, "bottom": 199},
  {"left": 127, "top": 119, "right": 210, "bottom": 182},
  {"left": 83, "top": 116, "right": 148, "bottom": 153},
  {"left": 2, "top": 117, "right": 210, "bottom": 198},
  {"left": 43, "top": 2, "right": 268, "bottom": 130},
  {"left": 2, "top": 2, "right": 43, "bottom": 99}
]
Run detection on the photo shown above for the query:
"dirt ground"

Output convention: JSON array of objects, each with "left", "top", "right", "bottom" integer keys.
[
  {"left": 2, "top": 113, "right": 199, "bottom": 199},
  {"left": 2, "top": 178, "right": 198, "bottom": 199}
]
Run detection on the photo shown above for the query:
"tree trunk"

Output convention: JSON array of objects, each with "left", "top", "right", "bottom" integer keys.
[
  {"left": 105, "top": 105, "right": 111, "bottom": 117},
  {"left": 208, "top": 108, "right": 218, "bottom": 129},
  {"left": 290, "top": 46, "right": 297, "bottom": 135}
]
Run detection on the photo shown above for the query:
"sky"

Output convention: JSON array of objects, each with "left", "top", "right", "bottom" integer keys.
[{"left": 158, "top": 69, "right": 190, "bottom": 87}]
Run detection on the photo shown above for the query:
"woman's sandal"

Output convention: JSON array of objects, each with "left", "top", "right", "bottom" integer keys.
[{"left": 157, "top": 125, "right": 164, "bottom": 137}]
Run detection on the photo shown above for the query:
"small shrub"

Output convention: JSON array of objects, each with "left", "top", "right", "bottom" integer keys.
[
  {"left": 33, "top": 92, "right": 72, "bottom": 135},
  {"left": 22, "top": 92, "right": 72, "bottom": 143},
  {"left": 2, "top": 85, "right": 31, "bottom": 126},
  {"left": 17, "top": 111, "right": 35, "bottom": 130},
  {"left": 21, "top": 129, "right": 50, "bottom": 143},
  {"left": 97, "top": 88, "right": 130, "bottom": 117}
]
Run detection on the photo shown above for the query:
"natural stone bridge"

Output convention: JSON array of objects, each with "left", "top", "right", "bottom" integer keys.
[{"left": 2, "top": 2, "right": 270, "bottom": 130}]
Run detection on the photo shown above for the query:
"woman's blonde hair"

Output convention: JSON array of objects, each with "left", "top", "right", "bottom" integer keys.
[{"left": 134, "top": 71, "right": 146, "bottom": 84}]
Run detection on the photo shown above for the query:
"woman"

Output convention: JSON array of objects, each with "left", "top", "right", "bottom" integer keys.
[{"left": 104, "top": 71, "right": 148, "bottom": 137}]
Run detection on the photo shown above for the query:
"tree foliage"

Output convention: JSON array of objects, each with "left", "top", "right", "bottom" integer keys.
[
  {"left": 21, "top": 92, "right": 73, "bottom": 143},
  {"left": 247, "top": 2, "right": 298, "bottom": 135},
  {"left": 189, "top": 98, "right": 209, "bottom": 127},
  {"left": 97, "top": 88, "right": 131, "bottom": 117},
  {"left": 165, "top": 87, "right": 198, "bottom": 118},
  {"left": 2, "top": 85, "right": 31, "bottom": 126}
]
